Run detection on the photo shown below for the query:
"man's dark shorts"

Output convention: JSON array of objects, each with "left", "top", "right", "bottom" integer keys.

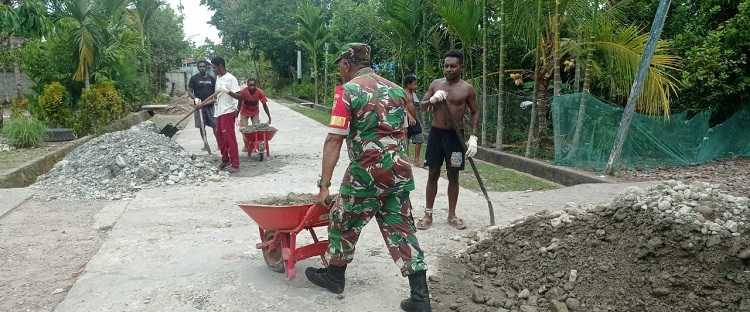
[
  {"left": 426, "top": 127, "right": 465, "bottom": 171},
  {"left": 194, "top": 105, "right": 216, "bottom": 128}
]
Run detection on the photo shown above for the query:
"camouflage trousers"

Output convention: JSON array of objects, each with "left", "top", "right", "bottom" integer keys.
[{"left": 325, "top": 191, "right": 427, "bottom": 276}]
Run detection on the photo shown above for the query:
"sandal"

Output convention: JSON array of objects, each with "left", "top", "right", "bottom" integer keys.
[
  {"left": 416, "top": 209, "right": 433, "bottom": 230},
  {"left": 448, "top": 217, "right": 467, "bottom": 230}
]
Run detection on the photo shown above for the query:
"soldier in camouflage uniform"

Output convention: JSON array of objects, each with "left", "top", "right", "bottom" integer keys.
[{"left": 307, "top": 43, "right": 432, "bottom": 312}]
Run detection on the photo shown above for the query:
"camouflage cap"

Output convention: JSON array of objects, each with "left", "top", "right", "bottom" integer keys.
[{"left": 334, "top": 43, "right": 371, "bottom": 64}]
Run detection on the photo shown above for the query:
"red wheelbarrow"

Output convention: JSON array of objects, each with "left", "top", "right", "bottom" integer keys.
[
  {"left": 240, "top": 126, "right": 278, "bottom": 161},
  {"left": 238, "top": 201, "right": 330, "bottom": 279}
]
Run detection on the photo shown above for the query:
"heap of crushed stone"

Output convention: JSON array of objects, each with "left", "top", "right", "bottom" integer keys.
[
  {"left": 431, "top": 181, "right": 750, "bottom": 312},
  {"left": 33, "top": 121, "right": 226, "bottom": 200}
]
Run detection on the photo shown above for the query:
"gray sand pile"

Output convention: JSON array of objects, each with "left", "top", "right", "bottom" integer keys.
[
  {"left": 33, "top": 121, "right": 225, "bottom": 200},
  {"left": 431, "top": 181, "right": 750, "bottom": 312}
]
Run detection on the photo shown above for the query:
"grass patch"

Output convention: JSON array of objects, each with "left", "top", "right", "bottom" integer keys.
[
  {"left": 287, "top": 104, "right": 331, "bottom": 125},
  {"left": 278, "top": 98, "right": 558, "bottom": 193}
]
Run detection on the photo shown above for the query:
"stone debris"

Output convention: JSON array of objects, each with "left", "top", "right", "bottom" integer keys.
[
  {"left": 0, "top": 136, "right": 14, "bottom": 151},
  {"left": 239, "top": 123, "right": 276, "bottom": 134},
  {"left": 32, "top": 121, "right": 225, "bottom": 200},
  {"left": 431, "top": 181, "right": 750, "bottom": 312}
]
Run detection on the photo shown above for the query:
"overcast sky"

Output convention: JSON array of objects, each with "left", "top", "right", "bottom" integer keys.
[{"left": 165, "top": 0, "right": 221, "bottom": 44}]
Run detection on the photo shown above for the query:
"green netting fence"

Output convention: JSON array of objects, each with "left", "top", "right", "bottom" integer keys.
[{"left": 552, "top": 93, "right": 750, "bottom": 171}]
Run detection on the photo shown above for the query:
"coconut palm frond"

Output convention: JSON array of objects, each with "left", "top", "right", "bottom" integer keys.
[
  {"left": 592, "top": 25, "right": 681, "bottom": 116},
  {"left": 435, "top": 0, "right": 482, "bottom": 49}
]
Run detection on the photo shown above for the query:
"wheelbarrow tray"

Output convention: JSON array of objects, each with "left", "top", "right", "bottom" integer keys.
[
  {"left": 238, "top": 202, "right": 331, "bottom": 279},
  {"left": 240, "top": 128, "right": 278, "bottom": 142}
]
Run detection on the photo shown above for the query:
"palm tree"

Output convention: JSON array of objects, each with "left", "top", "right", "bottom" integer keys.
[
  {"left": 495, "top": 0, "right": 506, "bottom": 150},
  {"left": 509, "top": 0, "right": 681, "bottom": 156},
  {"left": 435, "top": 0, "right": 481, "bottom": 73},
  {"left": 382, "top": 0, "right": 423, "bottom": 80},
  {"left": 294, "top": 1, "right": 332, "bottom": 106},
  {"left": 58, "top": 0, "right": 99, "bottom": 89},
  {"left": 130, "top": 0, "right": 163, "bottom": 92}
]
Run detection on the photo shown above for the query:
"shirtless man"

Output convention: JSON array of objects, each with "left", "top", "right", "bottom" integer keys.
[{"left": 417, "top": 50, "right": 480, "bottom": 230}]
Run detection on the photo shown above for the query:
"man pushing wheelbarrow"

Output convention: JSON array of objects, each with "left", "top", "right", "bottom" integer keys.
[{"left": 308, "top": 43, "right": 431, "bottom": 312}]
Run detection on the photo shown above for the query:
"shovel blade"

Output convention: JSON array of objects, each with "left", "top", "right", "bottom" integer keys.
[{"left": 160, "top": 124, "right": 179, "bottom": 138}]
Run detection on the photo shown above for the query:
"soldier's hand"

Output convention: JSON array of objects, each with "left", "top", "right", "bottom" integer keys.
[{"left": 316, "top": 186, "right": 330, "bottom": 207}]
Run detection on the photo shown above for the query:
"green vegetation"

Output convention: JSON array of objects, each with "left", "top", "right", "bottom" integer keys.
[
  {"left": 36, "top": 82, "right": 74, "bottom": 128},
  {"left": 2, "top": 117, "right": 46, "bottom": 148},
  {"left": 1, "top": 0, "right": 189, "bottom": 138}
]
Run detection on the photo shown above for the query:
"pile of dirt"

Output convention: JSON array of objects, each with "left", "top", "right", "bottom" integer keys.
[
  {"left": 239, "top": 123, "right": 276, "bottom": 133},
  {"left": 620, "top": 157, "right": 750, "bottom": 197},
  {"left": 251, "top": 193, "right": 318, "bottom": 206},
  {"left": 33, "top": 121, "right": 226, "bottom": 200},
  {"left": 164, "top": 94, "right": 194, "bottom": 114},
  {"left": 431, "top": 181, "right": 750, "bottom": 312}
]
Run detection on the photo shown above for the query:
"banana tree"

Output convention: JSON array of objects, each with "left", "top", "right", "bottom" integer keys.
[
  {"left": 130, "top": 0, "right": 163, "bottom": 93},
  {"left": 294, "top": 1, "right": 332, "bottom": 106}
]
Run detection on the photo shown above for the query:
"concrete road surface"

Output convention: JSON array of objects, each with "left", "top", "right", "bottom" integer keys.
[{"left": 52, "top": 99, "right": 650, "bottom": 312}]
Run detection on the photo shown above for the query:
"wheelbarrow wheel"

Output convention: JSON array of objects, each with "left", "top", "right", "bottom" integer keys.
[{"left": 262, "top": 230, "right": 285, "bottom": 273}]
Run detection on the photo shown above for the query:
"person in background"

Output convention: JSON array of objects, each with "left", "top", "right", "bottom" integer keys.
[
  {"left": 404, "top": 75, "right": 425, "bottom": 167},
  {"left": 237, "top": 78, "right": 271, "bottom": 157},
  {"left": 188, "top": 61, "right": 217, "bottom": 149}
]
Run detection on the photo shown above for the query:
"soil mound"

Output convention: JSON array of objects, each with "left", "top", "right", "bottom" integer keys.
[{"left": 431, "top": 181, "right": 750, "bottom": 312}]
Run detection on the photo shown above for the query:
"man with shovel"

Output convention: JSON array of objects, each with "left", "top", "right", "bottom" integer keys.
[
  {"left": 417, "top": 50, "right": 480, "bottom": 231},
  {"left": 307, "top": 43, "right": 431, "bottom": 312},
  {"left": 188, "top": 60, "right": 216, "bottom": 153}
]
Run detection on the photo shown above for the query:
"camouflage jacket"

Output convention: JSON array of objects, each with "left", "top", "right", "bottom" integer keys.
[{"left": 328, "top": 68, "right": 415, "bottom": 197}]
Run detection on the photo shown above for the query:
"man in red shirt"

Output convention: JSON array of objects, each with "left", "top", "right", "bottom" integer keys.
[{"left": 237, "top": 78, "right": 271, "bottom": 153}]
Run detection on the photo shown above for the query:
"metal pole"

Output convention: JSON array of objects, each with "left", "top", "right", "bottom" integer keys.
[{"left": 605, "top": 0, "right": 672, "bottom": 175}]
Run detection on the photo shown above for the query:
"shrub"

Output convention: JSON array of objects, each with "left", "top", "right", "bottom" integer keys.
[
  {"left": 37, "top": 82, "right": 74, "bottom": 128},
  {"left": 10, "top": 97, "right": 30, "bottom": 119},
  {"left": 76, "top": 81, "right": 128, "bottom": 135},
  {"left": 292, "top": 80, "right": 316, "bottom": 102},
  {"left": 2, "top": 117, "right": 47, "bottom": 148}
]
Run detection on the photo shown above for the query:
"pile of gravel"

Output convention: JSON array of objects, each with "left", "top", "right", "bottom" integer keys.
[
  {"left": 33, "top": 121, "right": 226, "bottom": 200},
  {"left": 239, "top": 123, "right": 276, "bottom": 133},
  {"left": 431, "top": 181, "right": 750, "bottom": 312}
]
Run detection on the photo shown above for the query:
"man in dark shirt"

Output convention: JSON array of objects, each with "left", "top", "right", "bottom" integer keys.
[{"left": 189, "top": 61, "right": 217, "bottom": 149}]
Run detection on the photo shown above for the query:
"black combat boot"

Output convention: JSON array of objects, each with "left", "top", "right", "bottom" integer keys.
[
  {"left": 401, "top": 271, "right": 432, "bottom": 312},
  {"left": 305, "top": 265, "right": 346, "bottom": 294}
]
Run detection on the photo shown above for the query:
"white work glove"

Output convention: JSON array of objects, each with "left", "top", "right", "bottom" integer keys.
[
  {"left": 193, "top": 98, "right": 202, "bottom": 106},
  {"left": 466, "top": 135, "right": 478, "bottom": 158},
  {"left": 429, "top": 90, "right": 447, "bottom": 104}
]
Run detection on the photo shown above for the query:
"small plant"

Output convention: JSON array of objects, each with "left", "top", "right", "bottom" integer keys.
[
  {"left": 37, "top": 82, "right": 74, "bottom": 128},
  {"left": 76, "top": 81, "right": 128, "bottom": 135},
  {"left": 2, "top": 117, "right": 47, "bottom": 148},
  {"left": 10, "top": 97, "right": 30, "bottom": 119}
]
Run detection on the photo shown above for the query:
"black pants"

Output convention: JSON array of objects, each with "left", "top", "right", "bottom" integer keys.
[{"left": 425, "top": 127, "right": 465, "bottom": 171}]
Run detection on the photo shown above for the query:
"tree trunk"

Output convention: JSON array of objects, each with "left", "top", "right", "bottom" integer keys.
[
  {"left": 313, "top": 51, "right": 319, "bottom": 106},
  {"left": 574, "top": 57, "right": 582, "bottom": 92},
  {"left": 481, "top": 0, "right": 487, "bottom": 146},
  {"left": 495, "top": 0, "right": 505, "bottom": 150},
  {"left": 606, "top": 0, "right": 672, "bottom": 175},
  {"left": 570, "top": 37, "right": 594, "bottom": 156},
  {"left": 553, "top": 0, "right": 561, "bottom": 97},
  {"left": 12, "top": 37, "right": 24, "bottom": 99}
]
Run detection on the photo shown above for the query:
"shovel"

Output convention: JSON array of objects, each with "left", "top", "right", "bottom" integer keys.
[{"left": 160, "top": 107, "right": 199, "bottom": 138}]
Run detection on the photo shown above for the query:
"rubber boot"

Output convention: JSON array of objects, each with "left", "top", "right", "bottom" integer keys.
[
  {"left": 305, "top": 265, "right": 346, "bottom": 294},
  {"left": 400, "top": 271, "right": 432, "bottom": 312}
]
